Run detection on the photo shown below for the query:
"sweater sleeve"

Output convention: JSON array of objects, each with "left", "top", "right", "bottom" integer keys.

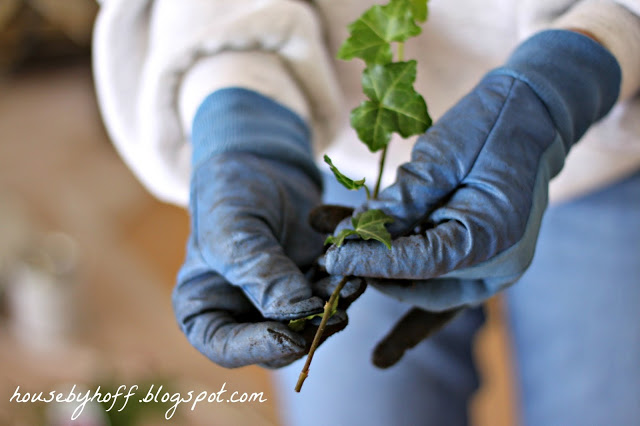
[
  {"left": 516, "top": 0, "right": 640, "bottom": 202},
  {"left": 93, "top": 0, "right": 342, "bottom": 206},
  {"left": 518, "top": 0, "right": 640, "bottom": 100},
  {"left": 549, "top": 0, "right": 640, "bottom": 100}
]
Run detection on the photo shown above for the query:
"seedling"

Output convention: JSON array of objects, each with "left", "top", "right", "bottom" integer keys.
[{"left": 293, "top": 0, "right": 432, "bottom": 392}]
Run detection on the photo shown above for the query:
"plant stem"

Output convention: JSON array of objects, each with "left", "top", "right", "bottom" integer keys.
[
  {"left": 397, "top": 41, "right": 405, "bottom": 61},
  {"left": 372, "top": 144, "right": 388, "bottom": 200},
  {"left": 295, "top": 276, "right": 349, "bottom": 392},
  {"left": 372, "top": 42, "right": 404, "bottom": 201}
]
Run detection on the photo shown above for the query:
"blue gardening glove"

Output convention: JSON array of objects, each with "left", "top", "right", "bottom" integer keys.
[
  {"left": 173, "top": 88, "right": 364, "bottom": 368},
  {"left": 324, "top": 30, "right": 621, "bottom": 312}
]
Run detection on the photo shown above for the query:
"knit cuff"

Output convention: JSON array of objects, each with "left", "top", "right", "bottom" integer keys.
[{"left": 191, "top": 88, "right": 322, "bottom": 188}]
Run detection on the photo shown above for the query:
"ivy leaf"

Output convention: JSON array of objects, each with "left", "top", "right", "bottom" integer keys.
[
  {"left": 325, "top": 209, "right": 394, "bottom": 249},
  {"left": 409, "top": 0, "right": 429, "bottom": 23},
  {"left": 324, "top": 155, "right": 367, "bottom": 193},
  {"left": 337, "top": 1, "right": 422, "bottom": 65},
  {"left": 351, "top": 60, "right": 431, "bottom": 152},
  {"left": 350, "top": 209, "right": 394, "bottom": 248},
  {"left": 324, "top": 228, "right": 358, "bottom": 248},
  {"left": 288, "top": 318, "right": 306, "bottom": 332}
]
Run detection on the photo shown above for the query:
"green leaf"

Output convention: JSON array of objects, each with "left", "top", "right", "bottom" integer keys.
[
  {"left": 409, "top": 0, "right": 429, "bottom": 22},
  {"left": 324, "top": 155, "right": 367, "bottom": 192},
  {"left": 324, "top": 228, "right": 358, "bottom": 247},
  {"left": 351, "top": 61, "right": 431, "bottom": 152},
  {"left": 288, "top": 317, "right": 309, "bottom": 332},
  {"left": 325, "top": 209, "right": 394, "bottom": 249},
  {"left": 337, "top": 1, "right": 422, "bottom": 65},
  {"left": 350, "top": 209, "right": 394, "bottom": 249}
]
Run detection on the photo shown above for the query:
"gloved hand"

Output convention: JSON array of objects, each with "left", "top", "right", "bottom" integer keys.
[
  {"left": 172, "top": 88, "right": 364, "bottom": 368},
  {"left": 324, "top": 30, "right": 621, "bottom": 312}
]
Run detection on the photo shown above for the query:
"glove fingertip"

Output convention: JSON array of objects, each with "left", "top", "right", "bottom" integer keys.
[
  {"left": 301, "top": 309, "right": 348, "bottom": 350},
  {"left": 339, "top": 277, "right": 367, "bottom": 304},
  {"left": 266, "top": 325, "right": 307, "bottom": 351},
  {"left": 372, "top": 340, "right": 405, "bottom": 369},
  {"left": 259, "top": 353, "right": 304, "bottom": 369},
  {"left": 323, "top": 245, "right": 357, "bottom": 276},
  {"left": 263, "top": 295, "right": 325, "bottom": 321},
  {"left": 371, "top": 308, "right": 464, "bottom": 369},
  {"left": 311, "top": 275, "right": 366, "bottom": 305},
  {"left": 307, "top": 309, "right": 347, "bottom": 327},
  {"left": 308, "top": 204, "right": 355, "bottom": 234}
]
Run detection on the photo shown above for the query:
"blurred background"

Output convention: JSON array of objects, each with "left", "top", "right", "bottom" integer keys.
[{"left": 0, "top": 1, "right": 515, "bottom": 425}]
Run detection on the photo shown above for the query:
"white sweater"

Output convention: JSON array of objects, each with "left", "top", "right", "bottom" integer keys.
[{"left": 93, "top": 0, "right": 640, "bottom": 207}]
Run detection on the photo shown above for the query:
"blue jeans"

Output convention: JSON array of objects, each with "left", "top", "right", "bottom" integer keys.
[{"left": 272, "top": 171, "right": 640, "bottom": 426}]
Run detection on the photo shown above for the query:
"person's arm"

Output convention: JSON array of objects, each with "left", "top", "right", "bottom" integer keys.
[
  {"left": 549, "top": 0, "right": 640, "bottom": 100},
  {"left": 326, "top": 0, "right": 640, "bottom": 311},
  {"left": 522, "top": 0, "right": 640, "bottom": 201},
  {"left": 93, "top": 0, "right": 342, "bottom": 206},
  {"left": 323, "top": 27, "right": 625, "bottom": 367},
  {"left": 93, "top": 0, "right": 363, "bottom": 369},
  {"left": 173, "top": 86, "right": 364, "bottom": 368},
  {"left": 325, "top": 28, "right": 621, "bottom": 310},
  {"left": 327, "top": 1, "right": 640, "bottom": 368}
]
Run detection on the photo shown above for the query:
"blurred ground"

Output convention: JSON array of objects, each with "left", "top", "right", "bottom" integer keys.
[
  {"left": 0, "top": 63, "right": 278, "bottom": 426},
  {"left": 0, "top": 5, "right": 517, "bottom": 424}
]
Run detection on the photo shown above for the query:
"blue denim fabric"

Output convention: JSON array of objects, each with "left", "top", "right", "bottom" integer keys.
[{"left": 505, "top": 171, "right": 640, "bottom": 426}]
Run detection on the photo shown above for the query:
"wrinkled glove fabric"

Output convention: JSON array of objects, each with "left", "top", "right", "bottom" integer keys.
[
  {"left": 324, "top": 30, "right": 621, "bottom": 312},
  {"left": 173, "top": 88, "right": 361, "bottom": 368}
]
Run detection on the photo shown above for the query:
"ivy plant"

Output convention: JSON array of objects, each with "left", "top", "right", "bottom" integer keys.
[{"left": 294, "top": 0, "right": 432, "bottom": 392}]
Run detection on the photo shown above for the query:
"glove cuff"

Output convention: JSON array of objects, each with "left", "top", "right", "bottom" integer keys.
[
  {"left": 191, "top": 87, "right": 322, "bottom": 188},
  {"left": 491, "top": 29, "right": 621, "bottom": 151}
]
